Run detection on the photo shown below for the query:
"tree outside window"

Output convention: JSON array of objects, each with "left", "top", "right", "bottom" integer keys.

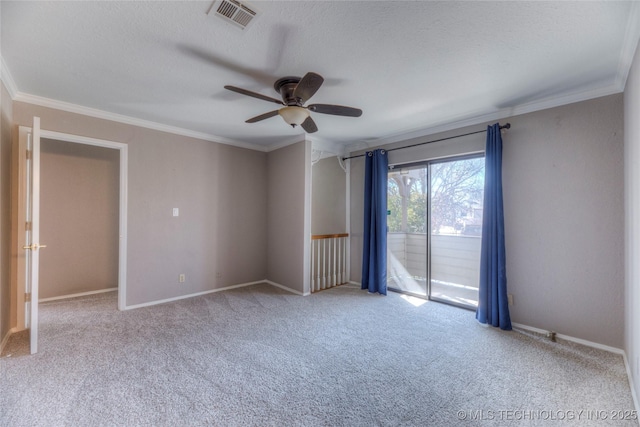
[{"left": 388, "top": 157, "right": 484, "bottom": 235}]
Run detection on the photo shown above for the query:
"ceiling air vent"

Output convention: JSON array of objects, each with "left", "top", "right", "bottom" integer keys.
[{"left": 208, "top": 0, "right": 259, "bottom": 30}]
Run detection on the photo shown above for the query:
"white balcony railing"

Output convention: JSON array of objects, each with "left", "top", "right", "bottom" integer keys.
[
  {"left": 388, "top": 232, "right": 481, "bottom": 305},
  {"left": 311, "top": 234, "right": 349, "bottom": 293}
]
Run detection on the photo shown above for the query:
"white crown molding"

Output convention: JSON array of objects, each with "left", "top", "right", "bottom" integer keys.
[
  {"left": 9, "top": 86, "right": 317, "bottom": 154},
  {"left": 508, "top": 83, "right": 623, "bottom": 118},
  {"left": 345, "top": 82, "right": 624, "bottom": 154},
  {"left": 344, "top": 6, "right": 640, "bottom": 153},
  {"left": 616, "top": 0, "right": 640, "bottom": 90},
  {"left": 11, "top": 90, "right": 270, "bottom": 152},
  {"left": 1, "top": 53, "right": 295, "bottom": 153},
  {"left": 1, "top": 53, "right": 303, "bottom": 152},
  {"left": 0, "top": 56, "right": 18, "bottom": 99},
  {"left": 17, "top": 77, "right": 617, "bottom": 158},
  {"left": 263, "top": 134, "right": 307, "bottom": 152},
  {"left": 16, "top": 87, "right": 306, "bottom": 153}
]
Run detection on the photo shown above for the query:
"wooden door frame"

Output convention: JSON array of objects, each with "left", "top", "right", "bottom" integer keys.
[{"left": 13, "top": 127, "right": 128, "bottom": 329}]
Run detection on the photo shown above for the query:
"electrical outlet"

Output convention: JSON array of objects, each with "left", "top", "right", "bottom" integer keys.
[
  {"left": 216, "top": 272, "right": 222, "bottom": 280},
  {"left": 507, "top": 294, "right": 514, "bottom": 306},
  {"left": 179, "top": 274, "right": 186, "bottom": 283}
]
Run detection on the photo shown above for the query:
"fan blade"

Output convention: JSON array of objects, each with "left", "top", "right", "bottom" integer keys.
[
  {"left": 293, "top": 72, "right": 324, "bottom": 104},
  {"left": 246, "top": 110, "right": 280, "bottom": 123},
  {"left": 301, "top": 116, "right": 318, "bottom": 133},
  {"left": 308, "top": 104, "right": 363, "bottom": 117},
  {"left": 225, "top": 86, "right": 284, "bottom": 105}
]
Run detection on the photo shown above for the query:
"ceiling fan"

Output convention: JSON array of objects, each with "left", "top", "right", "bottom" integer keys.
[{"left": 224, "top": 72, "right": 362, "bottom": 133}]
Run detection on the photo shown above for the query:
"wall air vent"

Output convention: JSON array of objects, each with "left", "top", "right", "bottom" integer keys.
[{"left": 208, "top": 0, "right": 259, "bottom": 30}]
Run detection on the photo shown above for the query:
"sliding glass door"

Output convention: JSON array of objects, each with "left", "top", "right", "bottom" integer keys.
[
  {"left": 387, "top": 155, "right": 484, "bottom": 309},
  {"left": 387, "top": 166, "right": 428, "bottom": 295},
  {"left": 429, "top": 156, "right": 484, "bottom": 307}
]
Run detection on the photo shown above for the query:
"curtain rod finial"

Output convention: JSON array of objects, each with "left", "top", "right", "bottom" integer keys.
[{"left": 501, "top": 123, "right": 511, "bottom": 130}]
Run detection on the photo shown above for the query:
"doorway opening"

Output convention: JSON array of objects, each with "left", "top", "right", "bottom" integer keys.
[
  {"left": 14, "top": 125, "right": 128, "bottom": 355},
  {"left": 37, "top": 130, "right": 128, "bottom": 311},
  {"left": 387, "top": 154, "right": 484, "bottom": 309},
  {"left": 39, "top": 138, "right": 120, "bottom": 303}
]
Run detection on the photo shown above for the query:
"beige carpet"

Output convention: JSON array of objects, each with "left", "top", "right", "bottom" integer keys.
[{"left": 1, "top": 283, "right": 637, "bottom": 426}]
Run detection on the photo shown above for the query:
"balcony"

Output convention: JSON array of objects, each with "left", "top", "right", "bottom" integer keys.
[{"left": 388, "top": 232, "right": 481, "bottom": 307}]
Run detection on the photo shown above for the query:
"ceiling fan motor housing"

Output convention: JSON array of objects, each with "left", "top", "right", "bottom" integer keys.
[{"left": 274, "top": 76, "right": 303, "bottom": 105}]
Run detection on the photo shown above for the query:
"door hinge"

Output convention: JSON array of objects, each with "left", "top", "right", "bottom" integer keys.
[
  {"left": 25, "top": 292, "right": 31, "bottom": 302},
  {"left": 26, "top": 149, "right": 32, "bottom": 160},
  {"left": 25, "top": 221, "right": 32, "bottom": 231}
]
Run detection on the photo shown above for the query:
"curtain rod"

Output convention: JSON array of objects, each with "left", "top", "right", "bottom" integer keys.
[{"left": 342, "top": 123, "right": 511, "bottom": 161}]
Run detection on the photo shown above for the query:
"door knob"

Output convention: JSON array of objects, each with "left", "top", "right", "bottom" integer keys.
[{"left": 23, "top": 243, "right": 47, "bottom": 251}]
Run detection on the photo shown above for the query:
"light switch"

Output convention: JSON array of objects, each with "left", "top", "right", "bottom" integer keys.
[{"left": 173, "top": 208, "right": 179, "bottom": 217}]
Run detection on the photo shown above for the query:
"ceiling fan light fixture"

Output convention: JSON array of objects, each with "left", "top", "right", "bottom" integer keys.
[{"left": 278, "top": 106, "right": 309, "bottom": 127}]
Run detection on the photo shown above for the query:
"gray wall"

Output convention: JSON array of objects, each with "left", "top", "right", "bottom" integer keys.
[
  {"left": 1, "top": 81, "right": 13, "bottom": 345},
  {"left": 267, "top": 141, "right": 311, "bottom": 294},
  {"left": 624, "top": 43, "right": 640, "bottom": 405},
  {"left": 311, "top": 156, "right": 346, "bottom": 235},
  {"left": 349, "top": 94, "right": 624, "bottom": 349},
  {"left": 12, "top": 101, "right": 268, "bottom": 306},
  {"left": 503, "top": 95, "right": 623, "bottom": 349},
  {"left": 39, "top": 138, "right": 119, "bottom": 299}
]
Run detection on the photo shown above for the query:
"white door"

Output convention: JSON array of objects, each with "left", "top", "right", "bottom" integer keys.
[{"left": 23, "top": 117, "right": 44, "bottom": 354}]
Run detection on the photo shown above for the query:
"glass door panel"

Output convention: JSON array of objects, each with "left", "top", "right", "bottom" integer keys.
[
  {"left": 387, "top": 166, "right": 428, "bottom": 297},
  {"left": 429, "top": 157, "right": 484, "bottom": 308}
]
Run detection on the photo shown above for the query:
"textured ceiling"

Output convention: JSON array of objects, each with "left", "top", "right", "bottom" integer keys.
[{"left": 1, "top": 1, "right": 639, "bottom": 153}]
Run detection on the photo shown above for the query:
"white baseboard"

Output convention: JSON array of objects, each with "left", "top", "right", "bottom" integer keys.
[
  {"left": 124, "top": 279, "right": 310, "bottom": 311},
  {"left": 511, "top": 322, "right": 624, "bottom": 355},
  {"left": 622, "top": 352, "right": 640, "bottom": 413},
  {"left": 344, "top": 286, "right": 626, "bottom": 356},
  {"left": 0, "top": 327, "right": 18, "bottom": 354},
  {"left": 264, "top": 280, "right": 308, "bottom": 296},
  {"left": 512, "top": 322, "right": 639, "bottom": 411},
  {"left": 124, "top": 281, "right": 265, "bottom": 310},
  {"left": 39, "top": 287, "right": 118, "bottom": 303},
  {"left": 343, "top": 286, "right": 638, "bottom": 408}
]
